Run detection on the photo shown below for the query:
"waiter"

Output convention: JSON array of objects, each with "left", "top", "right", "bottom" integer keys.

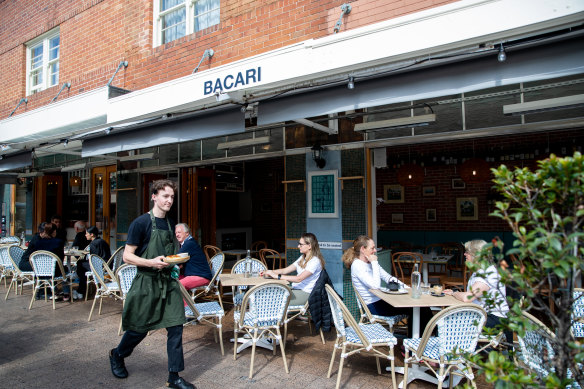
[{"left": 109, "top": 179, "right": 194, "bottom": 389}]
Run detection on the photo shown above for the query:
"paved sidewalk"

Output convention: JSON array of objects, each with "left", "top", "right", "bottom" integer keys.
[{"left": 0, "top": 286, "right": 492, "bottom": 388}]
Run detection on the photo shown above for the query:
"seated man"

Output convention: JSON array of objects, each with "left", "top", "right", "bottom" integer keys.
[
  {"left": 72, "top": 220, "right": 90, "bottom": 250},
  {"left": 175, "top": 223, "right": 212, "bottom": 290}
]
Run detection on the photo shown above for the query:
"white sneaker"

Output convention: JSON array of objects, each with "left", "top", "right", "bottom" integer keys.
[{"left": 73, "top": 291, "right": 84, "bottom": 300}]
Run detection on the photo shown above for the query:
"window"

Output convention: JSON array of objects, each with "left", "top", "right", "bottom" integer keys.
[
  {"left": 155, "top": 0, "right": 220, "bottom": 46},
  {"left": 27, "top": 29, "right": 60, "bottom": 95}
]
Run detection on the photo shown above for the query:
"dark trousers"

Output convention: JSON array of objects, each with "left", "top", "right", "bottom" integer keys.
[
  {"left": 368, "top": 299, "right": 434, "bottom": 338},
  {"left": 486, "top": 313, "right": 513, "bottom": 347},
  {"left": 75, "top": 259, "right": 91, "bottom": 295},
  {"left": 114, "top": 325, "right": 185, "bottom": 372}
]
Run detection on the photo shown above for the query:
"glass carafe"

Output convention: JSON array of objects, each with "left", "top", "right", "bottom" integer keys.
[
  {"left": 411, "top": 263, "right": 421, "bottom": 299},
  {"left": 244, "top": 249, "right": 252, "bottom": 278}
]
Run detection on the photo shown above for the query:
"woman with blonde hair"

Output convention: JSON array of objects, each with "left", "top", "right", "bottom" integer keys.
[
  {"left": 262, "top": 232, "right": 325, "bottom": 306},
  {"left": 346, "top": 235, "right": 432, "bottom": 338},
  {"left": 445, "top": 239, "right": 509, "bottom": 332}
]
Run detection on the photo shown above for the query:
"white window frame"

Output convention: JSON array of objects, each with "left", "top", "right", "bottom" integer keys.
[
  {"left": 153, "top": 0, "right": 220, "bottom": 47},
  {"left": 26, "top": 28, "right": 60, "bottom": 96}
]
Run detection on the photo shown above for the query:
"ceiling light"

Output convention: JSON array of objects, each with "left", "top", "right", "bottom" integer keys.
[
  {"left": 354, "top": 114, "right": 436, "bottom": 132},
  {"left": 503, "top": 94, "right": 584, "bottom": 116},
  {"left": 61, "top": 163, "right": 87, "bottom": 172},
  {"left": 497, "top": 44, "right": 506, "bottom": 62},
  {"left": 347, "top": 77, "right": 354, "bottom": 90},
  {"left": 217, "top": 136, "right": 270, "bottom": 150}
]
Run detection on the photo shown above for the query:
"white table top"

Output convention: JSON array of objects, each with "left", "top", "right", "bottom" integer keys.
[
  {"left": 220, "top": 273, "right": 288, "bottom": 287},
  {"left": 370, "top": 288, "right": 463, "bottom": 308}
]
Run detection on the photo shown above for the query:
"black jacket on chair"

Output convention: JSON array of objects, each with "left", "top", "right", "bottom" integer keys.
[{"left": 308, "top": 268, "right": 333, "bottom": 332}]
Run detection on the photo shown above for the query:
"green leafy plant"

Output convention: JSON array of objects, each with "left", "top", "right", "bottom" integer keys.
[{"left": 465, "top": 152, "right": 583, "bottom": 388}]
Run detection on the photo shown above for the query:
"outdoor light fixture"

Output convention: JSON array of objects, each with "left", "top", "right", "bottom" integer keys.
[
  {"left": 9, "top": 98, "right": 28, "bottom": 117},
  {"left": 503, "top": 94, "right": 584, "bottom": 116},
  {"left": 497, "top": 44, "right": 506, "bottom": 62},
  {"left": 69, "top": 176, "right": 82, "bottom": 187},
  {"left": 107, "top": 60, "right": 129, "bottom": 86},
  {"left": 354, "top": 114, "right": 436, "bottom": 132},
  {"left": 311, "top": 143, "right": 326, "bottom": 169},
  {"left": 217, "top": 136, "right": 271, "bottom": 150},
  {"left": 51, "top": 82, "right": 71, "bottom": 103},
  {"left": 192, "top": 48, "right": 214, "bottom": 74},
  {"left": 215, "top": 92, "right": 231, "bottom": 102},
  {"left": 104, "top": 127, "right": 113, "bottom": 135},
  {"left": 347, "top": 77, "right": 355, "bottom": 90},
  {"left": 61, "top": 163, "right": 87, "bottom": 172}
]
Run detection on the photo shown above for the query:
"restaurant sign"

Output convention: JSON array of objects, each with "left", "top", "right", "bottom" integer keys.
[
  {"left": 319, "top": 241, "right": 342, "bottom": 250},
  {"left": 203, "top": 67, "right": 262, "bottom": 95}
]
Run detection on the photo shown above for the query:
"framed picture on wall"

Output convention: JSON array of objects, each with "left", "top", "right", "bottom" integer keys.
[
  {"left": 422, "top": 186, "right": 436, "bottom": 196},
  {"left": 384, "top": 184, "right": 404, "bottom": 203},
  {"left": 456, "top": 197, "right": 478, "bottom": 220},
  {"left": 391, "top": 213, "right": 404, "bottom": 224},
  {"left": 452, "top": 178, "right": 466, "bottom": 189},
  {"left": 308, "top": 170, "right": 339, "bottom": 218},
  {"left": 426, "top": 208, "right": 437, "bottom": 221}
]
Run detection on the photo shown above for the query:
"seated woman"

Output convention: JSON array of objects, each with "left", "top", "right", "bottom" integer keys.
[
  {"left": 444, "top": 239, "right": 510, "bottom": 339},
  {"left": 344, "top": 235, "right": 432, "bottom": 338},
  {"left": 262, "top": 232, "right": 324, "bottom": 306},
  {"left": 74, "top": 226, "right": 111, "bottom": 300}
]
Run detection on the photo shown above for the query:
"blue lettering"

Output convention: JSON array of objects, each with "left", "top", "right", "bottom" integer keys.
[
  {"left": 223, "top": 75, "right": 234, "bottom": 89},
  {"left": 204, "top": 81, "right": 213, "bottom": 95},
  {"left": 212, "top": 79, "right": 223, "bottom": 94},
  {"left": 257, "top": 66, "right": 261, "bottom": 82},
  {"left": 246, "top": 68, "right": 257, "bottom": 84},
  {"left": 234, "top": 72, "right": 245, "bottom": 88}
]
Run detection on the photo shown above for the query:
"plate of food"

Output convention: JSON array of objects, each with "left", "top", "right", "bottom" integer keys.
[
  {"left": 163, "top": 253, "right": 190, "bottom": 264},
  {"left": 379, "top": 287, "right": 408, "bottom": 295}
]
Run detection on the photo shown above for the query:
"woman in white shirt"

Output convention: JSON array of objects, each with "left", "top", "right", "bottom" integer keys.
[
  {"left": 343, "top": 235, "right": 432, "bottom": 338},
  {"left": 444, "top": 239, "right": 509, "bottom": 331},
  {"left": 263, "top": 232, "right": 324, "bottom": 306}
]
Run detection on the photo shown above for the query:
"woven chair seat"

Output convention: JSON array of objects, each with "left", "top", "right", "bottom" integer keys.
[
  {"left": 234, "top": 310, "right": 282, "bottom": 327},
  {"left": 404, "top": 337, "right": 453, "bottom": 360},
  {"left": 287, "top": 304, "right": 306, "bottom": 311},
  {"left": 185, "top": 301, "right": 224, "bottom": 317},
  {"left": 371, "top": 313, "right": 408, "bottom": 326},
  {"left": 346, "top": 323, "right": 398, "bottom": 345}
]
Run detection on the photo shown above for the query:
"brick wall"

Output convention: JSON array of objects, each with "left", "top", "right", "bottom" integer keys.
[{"left": 0, "top": 0, "right": 459, "bottom": 117}]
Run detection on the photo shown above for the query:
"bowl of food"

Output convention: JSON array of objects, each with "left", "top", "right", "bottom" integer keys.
[{"left": 164, "top": 254, "right": 190, "bottom": 264}]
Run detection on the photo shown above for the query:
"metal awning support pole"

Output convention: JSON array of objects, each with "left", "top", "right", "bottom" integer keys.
[
  {"left": 192, "top": 49, "right": 214, "bottom": 74},
  {"left": 9, "top": 98, "right": 28, "bottom": 117},
  {"left": 50, "top": 82, "right": 71, "bottom": 103},
  {"left": 107, "top": 60, "right": 129, "bottom": 87}
]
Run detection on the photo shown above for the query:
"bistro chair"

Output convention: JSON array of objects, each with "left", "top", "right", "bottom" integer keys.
[
  {"left": 402, "top": 303, "right": 487, "bottom": 389},
  {"left": 391, "top": 251, "right": 423, "bottom": 284},
  {"left": 179, "top": 281, "right": 225, "bottom": 355},
  {"left": 282, "top": 299, "right": 326, "bottom": 350},
  {"left": 259, "top": 248, "right": 285, "bottom": 270},
  {"left": 115, "top": 264, "right": 137, "bottom": 336},
  {"left": 0, "top": 236, "right": 21, "bottom": 246},
  {"left": 28, "top": 250, "right": 74, "bottom": 310},
  {"left": 233, "top": 282, "right": 291, "bottom": 378},
  {"left": 250, "top": 240, "right": 268, "bottom": 257},
  {"left": 191, "top": 252, "right": 225, "bottom": 310},
  {"left": 425, "top": 243, "right": 447, "bottom": 278},
  {"left": 325, "top": 284, "right": 398, "bottom": 389},
  {"left": 352, "top": 281, "right": 408, "bottom": 334},
  {"left": 203, "top": 245, "right": 221, "bottom": 264},
  {"left": 107, "top": 245, "right": 125, "bottom": 273},
  {"left": 88, "top": 254, "right": 121, "bottom": 322},
  {"left": 0, "top": 244, "right": 14, "bottom": 288},
  {"left": 573, "top": 288, "right": 584, "bottom": 338},
  {"left": 230, "top": 257, "right": 266, "bottom": 306},
  {"left": 5, "top": 245, "right": 34, "bottom": 300}
]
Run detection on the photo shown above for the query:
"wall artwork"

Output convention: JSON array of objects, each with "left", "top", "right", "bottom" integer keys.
[
  {"left": 422, "top": 186, "right": 436, "bottom": 196},
  {"left": 391, "top": 213, "right": 404, "bottom": 224},
  {"left": 308, "top": 170, "right": 339, "bottom": 218},
  {"left": 456, "top": 197, "right": 478, "bottom": 220},
  {"left": 451, "top": 178, "right": 466, "bottom": 189},
  {"left": 384, "top": 184, "right": 404, "bottom": 203},
  {"left": 426, "top": 208, "right": 437, "bottom": 222}
]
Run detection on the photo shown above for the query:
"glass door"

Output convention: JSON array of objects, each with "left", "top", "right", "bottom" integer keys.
[{"left": 91, "top": 165, "right": 116, "bottom": 249}]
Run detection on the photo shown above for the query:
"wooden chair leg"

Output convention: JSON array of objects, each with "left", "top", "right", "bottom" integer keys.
[
  {"left": 327, "top": 340, "right": 338, "bottom": 378},
  {"left": 335, "top": 345, "right": 346, "bottom": 389},
  {"left": 249, "top": 329, "right": 258, "bottom": 378},
  {"left": 277, "top": 327, "right": 289, "bottom": 374}
]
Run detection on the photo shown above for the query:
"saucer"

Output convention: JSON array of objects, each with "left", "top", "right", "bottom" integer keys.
[{"left": 431, "top": 292, "right": 445, "bottom": 297}]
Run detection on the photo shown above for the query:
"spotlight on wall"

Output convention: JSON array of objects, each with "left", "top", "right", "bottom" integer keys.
[
  {"left": 497, "top": 44, "right": 506, "bottom": 62},
  {"left": 104, "top": 127, "right": 113, "bottom": 135},
  {"left": 347, "top": 77, "right": 355, "bottom": 90},
  {"left": 311, "top": 142, "right": 326, "bottom": 169}
]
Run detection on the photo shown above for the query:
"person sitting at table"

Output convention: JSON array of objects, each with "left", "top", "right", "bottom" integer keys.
[
  {"left": 444, "top": 239, "right": 510, "bottom": 341},
  {"left": 262, "top": 232, "right": 324, "bottom": 307},
  {"left": 19, "top": 222, "right": 46, "bottom": 271},
  {"left": 72, "top": 220, "right": 90, "bottom": 250},
  {"left": 74, "top": 226, "right": 111, "bottom": 300},
  {"left": 175, "top": 223, "right": 212, "bottom": 290},
  {"left": 343, "top": 235, "right": 433, "bottom": 338}
]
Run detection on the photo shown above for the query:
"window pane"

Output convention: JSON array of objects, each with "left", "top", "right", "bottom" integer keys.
[
  {"left": 49, "top": 62, "right": 59, "bottom": 86},
  {"left": 31, "top": 69, "right": 43, "bottom": 87},
  {"left": 49, "top": 36, "right": 59, "bottom": 60},
  {"left": 161, "top": 0, "right": 184, "bottom": 11},
  {"left": 162, "top": 7, "right": 186, "bottom": 43},
  {"left": 194, "top": 0, "right": 220, "bottom": 31},
  {"left": 31, "top": 44, "right": 43, "bottom": 70}
]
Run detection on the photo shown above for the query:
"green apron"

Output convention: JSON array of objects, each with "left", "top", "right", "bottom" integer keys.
[{"left": 122, "top": 211, "right": 185, "bottom": 333}]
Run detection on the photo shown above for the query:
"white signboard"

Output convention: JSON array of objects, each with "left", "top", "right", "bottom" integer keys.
[{"left": 319, "top": 241, "right": 342, "bottom": 250}]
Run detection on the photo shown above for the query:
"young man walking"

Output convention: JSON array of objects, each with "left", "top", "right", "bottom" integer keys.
[{"left": 108, "top": 179, "right": 194, "bottom": 389}]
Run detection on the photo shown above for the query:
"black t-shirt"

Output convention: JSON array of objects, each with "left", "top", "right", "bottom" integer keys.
[
  {"left": 72, "top": 231, "right": 90, "bottom": 250},
  {"left": 126, "top": 212, "right": 175, "bottom": 257},
  {"left": 89, "top": 237, "right": 111, "bottom": 260}
]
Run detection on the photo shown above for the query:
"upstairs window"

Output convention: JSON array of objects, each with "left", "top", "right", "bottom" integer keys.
[
  {"left": 27, "top": 29, "right": 60, "bottom": 95},
  {"left": 155, "top": 0, "right": 220, "bottom": 46}
]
